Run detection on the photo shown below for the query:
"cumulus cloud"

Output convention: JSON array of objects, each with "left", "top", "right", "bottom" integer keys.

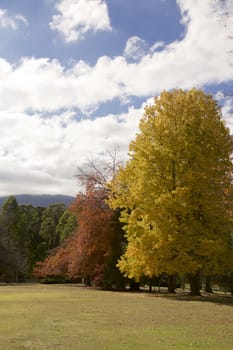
[
  {"left": 0, "top": 104, "right": 143, "bottom": 196},
  {"left": 0, "top": 8, "right": 28, "bottom": 29},
  {"left": 50, "top": 0, "right": 111, "bottom": 43},
  {"left": 123, "top": 36, "right": 148, "bottom": 60},
  {"left": 0, "top": 89, "right": 230, "bottom": 196},
  {"left": 123, "top": 37, "right": 165, "bottom": 61},
  {"left": 0, "top": 0, "right": 232, "bottom": 114},
  {"left": 0, "top": 56, "right": 126, "bottom": 113}
]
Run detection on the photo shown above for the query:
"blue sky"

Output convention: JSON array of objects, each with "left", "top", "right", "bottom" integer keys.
[
  {"left": 0, "top": 1, "right": 182, "bottom": 63},
  {"left": 0, "top": 0, "right": 232, "bottom": 196}
]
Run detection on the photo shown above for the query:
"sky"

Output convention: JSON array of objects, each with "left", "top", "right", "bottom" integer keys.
[{"left": 0, "top": 0, "right": 233, "bottom": 197}]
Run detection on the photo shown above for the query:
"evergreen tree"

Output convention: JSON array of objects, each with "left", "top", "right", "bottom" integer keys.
[{"left": 55, "top": 208, "right": 77, "bottom": 243}]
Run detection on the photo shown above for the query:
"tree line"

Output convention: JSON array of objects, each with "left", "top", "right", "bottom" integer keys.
[
  {"left": 1, "top": 89, "right": 233, "bottom": 295},
  {"left": 0, "top": 196, "right": 76, "bottom": 282}
]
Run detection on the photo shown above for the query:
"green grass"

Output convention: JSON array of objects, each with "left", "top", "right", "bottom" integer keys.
[{"left": 0, "top": 284, "right": 232, "bottom": 350}]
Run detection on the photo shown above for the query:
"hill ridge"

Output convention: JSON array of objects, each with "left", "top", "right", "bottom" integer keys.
[{"left": 0, "top": 194, "right": 75, "bottom": 207}]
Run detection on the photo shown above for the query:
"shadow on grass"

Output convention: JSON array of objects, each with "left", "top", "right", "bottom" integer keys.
[{"left": 146, "top": 291, "right": 233, "bottom": 307}]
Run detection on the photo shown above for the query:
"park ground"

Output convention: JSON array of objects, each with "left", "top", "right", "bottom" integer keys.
[{"left": 0, "top": 283, "right": 232, "bottom": 350}]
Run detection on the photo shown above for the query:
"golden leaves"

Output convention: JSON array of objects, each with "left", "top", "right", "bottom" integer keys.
[{"left": 109, "top": 88, "right": 233, "bottom": 278}]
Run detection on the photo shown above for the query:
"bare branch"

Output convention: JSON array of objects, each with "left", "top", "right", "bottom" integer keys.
[{"left": 75, "top": 147, "right": 123, "bottom": 190}]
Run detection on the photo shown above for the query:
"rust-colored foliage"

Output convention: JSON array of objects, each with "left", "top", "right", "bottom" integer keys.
[
  {"left": 34, "top": 183, "right": 121, "bottom": 287},
  {"left": 33, "top": 239, "right": 70, "bottom": 278}
]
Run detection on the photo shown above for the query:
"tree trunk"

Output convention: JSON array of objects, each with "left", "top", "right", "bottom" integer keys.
[
  {"left": 83, "top": 275, "right": 91, "bottom": 286},
  {"left": 205, "top": 276, "right": 213, "bottom": 293},
  {"left": 189, "top": 271, "right": 201, "bottom": 296},
  {"left": 230, "top": 272, "right": 233, "bottom": 296},
  {"left": 129, "top": 280, "right": 140, "bottom": 291},
  {"left": 168, "top": 274, "right": 176, "bottom": 293}
]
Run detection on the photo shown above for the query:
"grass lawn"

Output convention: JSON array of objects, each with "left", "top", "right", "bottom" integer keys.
[{"left": 0, "top": 284, "right": 232, "bottom": 350}]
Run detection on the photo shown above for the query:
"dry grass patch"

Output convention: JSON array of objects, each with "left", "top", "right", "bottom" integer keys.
[{"left": 0, "top": 284, "right": 232, "bottom": 350}]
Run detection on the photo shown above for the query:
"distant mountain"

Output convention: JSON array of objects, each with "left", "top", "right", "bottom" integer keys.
[{"left": 0, "top": 194, "right": 75, "bottom": 208}]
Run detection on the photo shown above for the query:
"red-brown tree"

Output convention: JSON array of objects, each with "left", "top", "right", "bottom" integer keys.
[{"left": 34, "top": 181, "right": 125, "bottom": 288}]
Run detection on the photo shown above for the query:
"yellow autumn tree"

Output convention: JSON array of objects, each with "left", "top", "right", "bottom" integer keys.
[{"left": 108, "top": 89, "right": 233, "bottom": 295}]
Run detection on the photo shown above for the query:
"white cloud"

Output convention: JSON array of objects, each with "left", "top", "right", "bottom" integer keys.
[
  {"left": 50, "top": 0, "right": 111, "bottom": 43},
  {"left": 123, "top": 36, "right": 148, "bottom": 60},
  {"left": 0, "top": 0, "right": 232, "bottom": 114},
  {"left": 0, "top": 105, "right": 143, "bottom": 196},
  {"left": 0, "top": 89, "right": 229, "bottom": 196},
  {"left": 124, "top": 37, "right": 166, "bottom": 61},
  {"left": 0, "top": 56, "right": 128, "bottom": 113},
  {"left": 0, "top": 8, "right": 28, "bottom": 29},
  {"left": 123, "top": 37, "right": 165, "bottom": 61}
]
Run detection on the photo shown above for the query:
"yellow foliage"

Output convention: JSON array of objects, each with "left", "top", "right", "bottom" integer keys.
[{"left": 108, "top": 89, "right": 233, "bottom": 278}]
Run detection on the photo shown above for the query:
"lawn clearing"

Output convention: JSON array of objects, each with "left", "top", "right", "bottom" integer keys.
[{"left": 0, "top": 284, "right": 232, "bottom": 350}]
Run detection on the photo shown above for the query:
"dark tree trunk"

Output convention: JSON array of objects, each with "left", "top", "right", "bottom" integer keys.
[
  {"left": 189, "top": 271, "right": 201, "bottom": 296},
  {"left": 83, "top": 275, "right": 91, "bottom": 286},
  {"left": 168, "top": 275, "right": 176, "bottom": 293},
  {"left": 230, "top": 272, "right": 233, "bottom": 296},
  {"left": 205, "top": 276, "right": 213, "bottom": 293},
  {"left": 129, "top": 280, "right": 140, "bottom": 291}
]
